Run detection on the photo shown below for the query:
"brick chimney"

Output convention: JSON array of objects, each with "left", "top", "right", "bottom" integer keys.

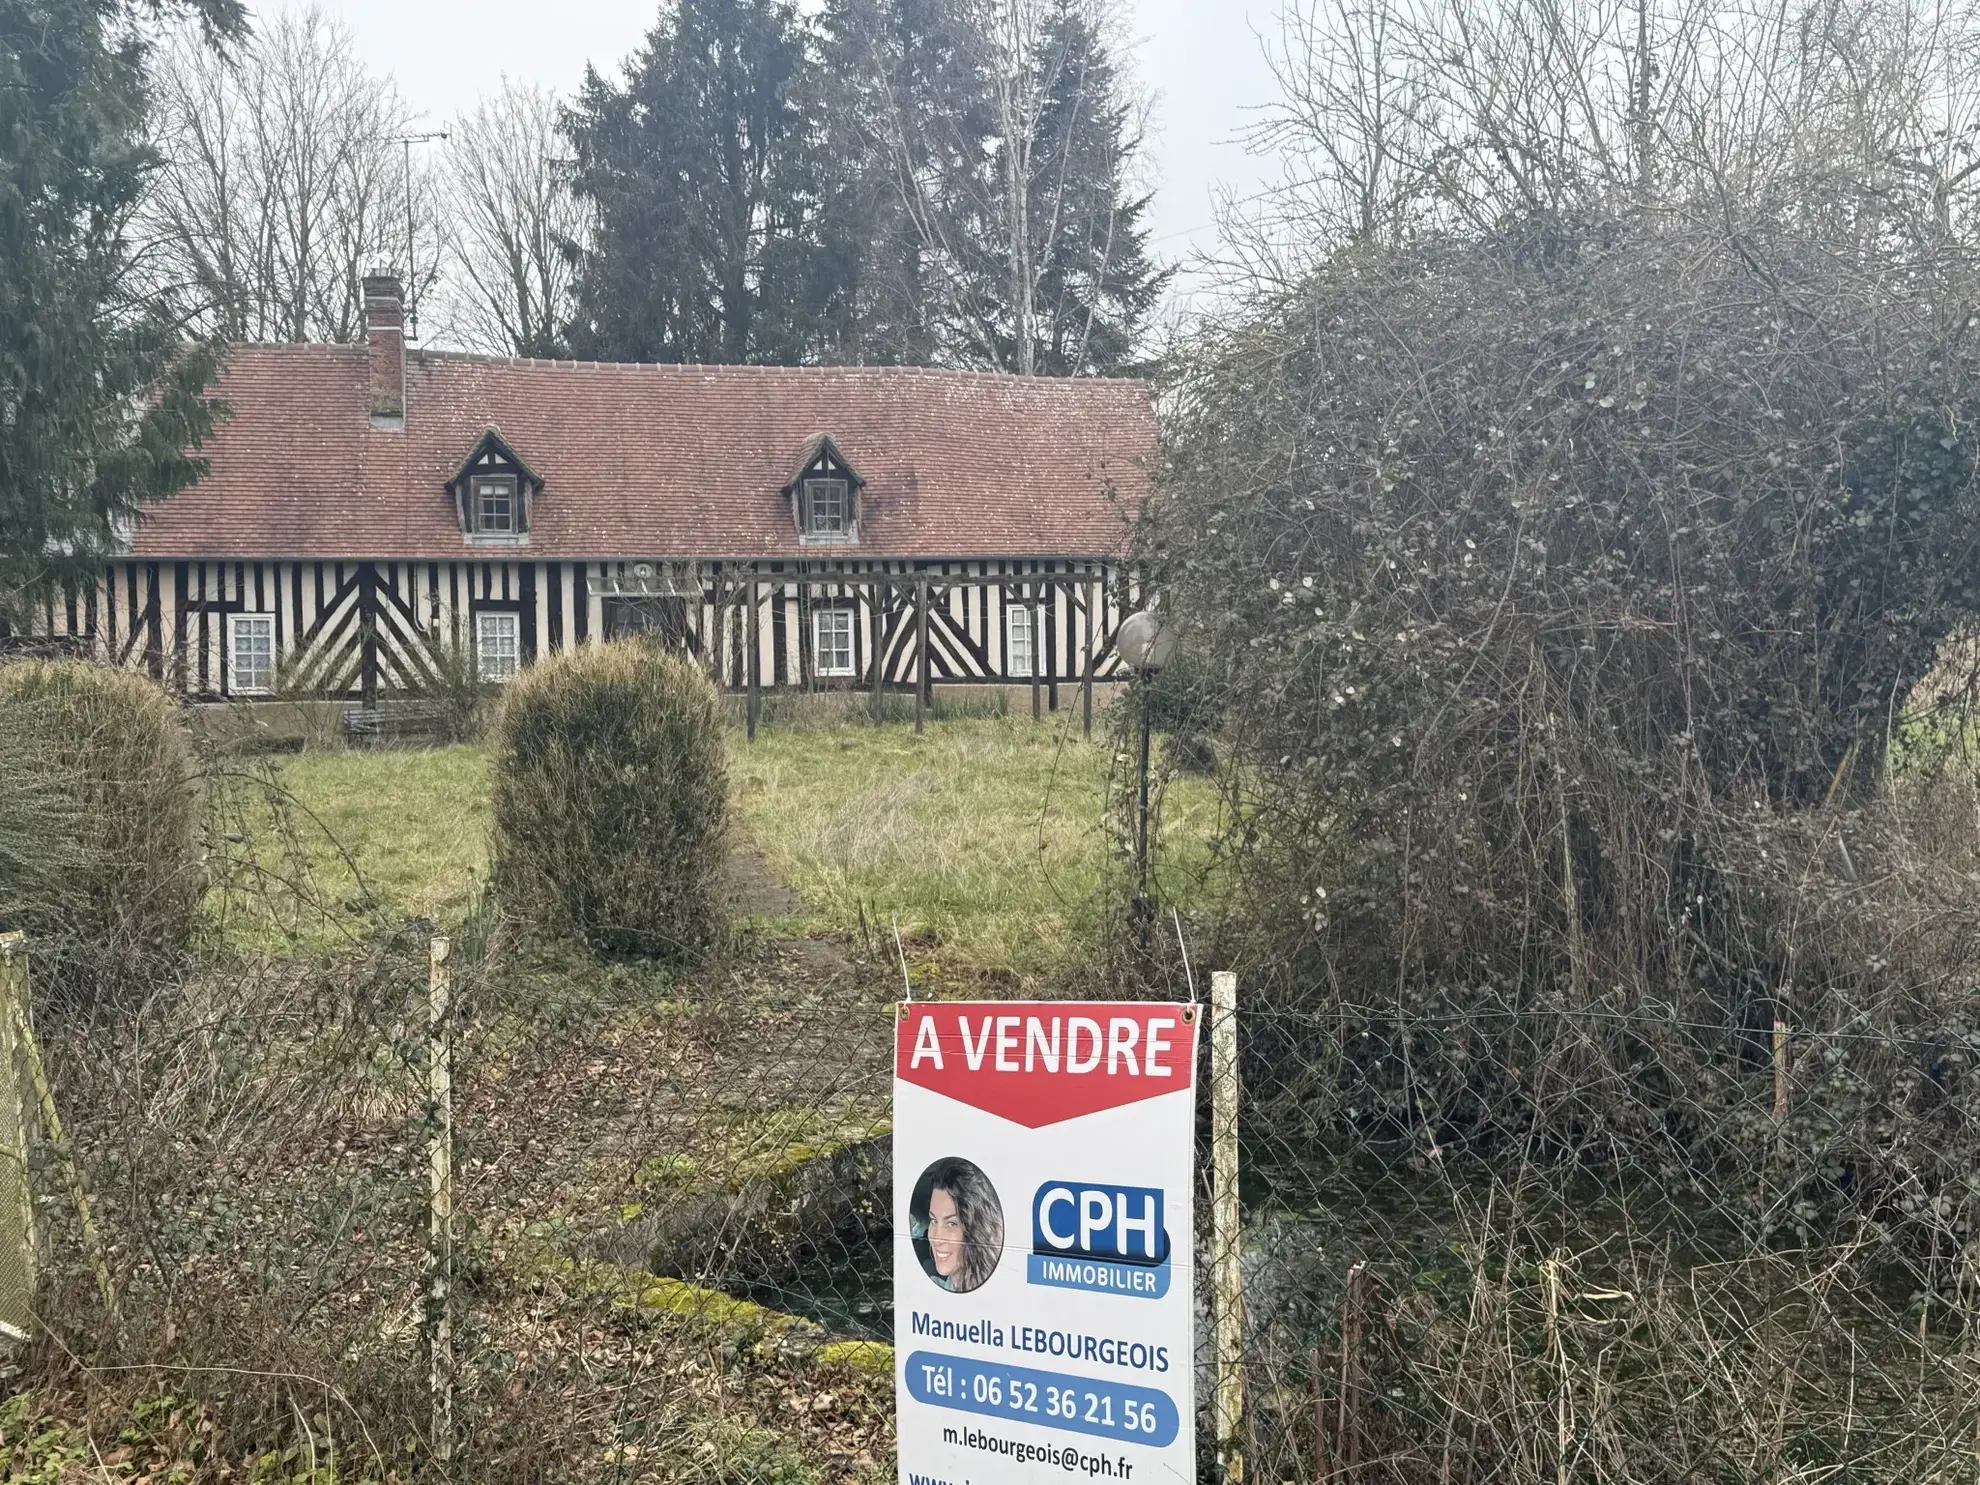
[{"left": 363, "top": 274, "right": 405, "bottom": 429}]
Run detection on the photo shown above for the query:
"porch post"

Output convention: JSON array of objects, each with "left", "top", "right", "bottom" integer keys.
[
  {"left": 1082, "top": 572, "right": 1095, "bottom": 741},
  {"left": 1031, "top": 579, "right": 1043, "bottom": 722},
  {"left": 915, "top": 577, "right": 929, "bottom": 735},
  {"left": 870, "top": 572, "right": 890, "bottom": 721},
  {"left": 746, "top": 573, "right": 760, "bottom": 742}
]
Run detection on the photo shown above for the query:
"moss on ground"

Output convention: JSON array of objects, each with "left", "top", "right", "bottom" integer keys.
[
  {"left": 632, "top": 1105, "right": 891, "bottom": 1197},
  {"left": 513, "top": 1227, "right": 894, "bottom": 1377}
]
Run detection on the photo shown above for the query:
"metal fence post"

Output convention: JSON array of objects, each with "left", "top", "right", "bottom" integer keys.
[
  {"left": 1212, "top": 969, "right": 1245, "bottom": 1482},
  {"left": 0, "top": 934, "right": 33, "bottom": 1345},
  {"left": 426, "top": 935, "right": 455, "bottom": 1473}
]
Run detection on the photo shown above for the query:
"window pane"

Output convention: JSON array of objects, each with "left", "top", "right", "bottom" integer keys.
[
  {"left": 477, "top": 479, "right": 514, "bottom": 532},
  {"left": 814, "top": 609, "right": 854, "bottom": 676},
  {"left": 1007, "top": 604, "right": 1033, "bottom": 678},
  {"left": 232, "top": 616, "right": 274, "bottom": 693},
  {"left": 477, "top": 613, "right": 520, "bottom": 681},
  {"left": 804, "top": 478, "right": 847, "bottom": 535}
]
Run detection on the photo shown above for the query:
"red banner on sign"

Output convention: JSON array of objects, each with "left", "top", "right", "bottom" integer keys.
[{"left": 895, "top": 1002, "right": 1198, "bottom": 1128}]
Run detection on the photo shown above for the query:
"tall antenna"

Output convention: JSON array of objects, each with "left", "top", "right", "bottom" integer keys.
[{"left": 396, "top": 130, "right": 450, "bottom": 341}]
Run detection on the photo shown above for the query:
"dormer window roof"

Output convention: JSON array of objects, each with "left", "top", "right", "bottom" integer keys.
[
  {"left": 782, "top": 434, "right": 863, "bottom": 544},
  {"left": 446, "top": 427, "right": 544, "bottom": 544}
]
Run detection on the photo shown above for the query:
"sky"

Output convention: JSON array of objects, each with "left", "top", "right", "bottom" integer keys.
[{"left": 257, "top": 0, "right": 1287, "bottom": 306}]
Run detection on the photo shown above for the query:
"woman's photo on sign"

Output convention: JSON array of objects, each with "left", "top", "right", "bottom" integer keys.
[{"left": 910, "top": 1157, "right": 1004, "bottom": 1294}]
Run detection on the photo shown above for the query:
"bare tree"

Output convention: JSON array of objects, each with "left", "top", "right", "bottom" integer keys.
[
  {"left": 147, "top": 7, "right": 442, "bottom": 344},
  {"left": 1236, "top": 0, "right": 1980, "bottom": 270},
  {"left": 440, "top": 81, "right": 586, "bottom": 357}
]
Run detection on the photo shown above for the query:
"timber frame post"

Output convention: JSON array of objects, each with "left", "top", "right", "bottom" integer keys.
[
  {"left": 870, "top": 574, "right": 890, "bottom": 721},
  {"left": 1030, "top": 580, "right": 1043, "bottom": 721},
  {"left": 1082, "top": 573, "right": 1096, "bottom": 740},
  {"left": 697, "top": 561, "right": 1124, "bottom": 717},
  {"left": 915, "top": 577, "right": 930, "bottom": 735},
  {"left": 746, "top": 576, "right": 761, "bottom": 741}
]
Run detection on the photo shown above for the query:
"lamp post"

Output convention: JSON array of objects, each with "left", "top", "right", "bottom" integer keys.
[{"left": 1116, "top": 610, "right": 1176, "bottom": 916}]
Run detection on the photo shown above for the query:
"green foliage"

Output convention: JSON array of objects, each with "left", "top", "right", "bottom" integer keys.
[
  {"left": 492, "top": 642, "right": 730, "bottom": 960},
  {"left": 811, "top": 0, "right": 994, "bottom": 365},
  {"left": 563, "top": 0, "right": 826, "bottom": 364},
  {"left": 999, "top": 0, "right": 1168, "bottom": 376},
  {"left": 813, "top": 0, "right": 1167, "bottom": 374},
  {"left": 0, "top": 0, "right": 243, "bottom": 624},
  {"left": 0, "top": 659, "right": 199, "bottom": 973},
  {"left": 565, "top": 0, "right": 1164, "bottom": 373}
]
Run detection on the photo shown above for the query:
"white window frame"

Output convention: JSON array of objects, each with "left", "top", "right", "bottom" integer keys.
[
  {"left": 813, "top": 607, "right": 856, "bottom": 677},
  {"left": 474, "top": 476, "right": 517, "bottom": 534},
  {"left": 801, "top": 476, "right": 852, "bottom": 540},
  {"left": 228, "top": 613, "right": 275, "bottom": 695},
  {"left": 476, "top": 611, "right": 521, "bottom": 683},
  {"left": 1006, "top": 602, "right": 1034, "bottom": 679}
]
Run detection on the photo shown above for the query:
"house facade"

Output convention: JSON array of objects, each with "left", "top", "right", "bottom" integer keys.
[{"left": 25, "top": 277, "right": 1154, "bottom": 717}]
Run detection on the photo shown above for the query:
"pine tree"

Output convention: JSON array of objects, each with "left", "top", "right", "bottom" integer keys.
[
  {"left": 817, "top": 0, "right": 1164, "bottom": 375},
  {"left": 562, "top": 0, "right": 836, "bottom": 364},
  {"left": 814, "top": 0, "right": 1001, "bottom": 365},
  {"left": 0, "top": 0, "right": 241, "bottom": 626},
  {"left": 1019, "top": 0, "right": 1166, "bottom": 375}
]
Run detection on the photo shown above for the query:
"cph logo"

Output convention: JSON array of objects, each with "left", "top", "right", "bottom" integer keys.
[{"left": 1031, "top": 1181, "right": 1169, "bottom": 1265}]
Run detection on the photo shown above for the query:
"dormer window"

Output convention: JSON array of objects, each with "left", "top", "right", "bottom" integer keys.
[
  {"left": 785, "top": 435, "right": 864, "bottom": 544},
  {"left": 803, "top": 477, "right": 849, "bottom": 536},
  {"left": 446, "top": 426, "right": 543, "bottom": 546},
  {"left": 475, "top": 476, "right": 517, "bottom": 534}
]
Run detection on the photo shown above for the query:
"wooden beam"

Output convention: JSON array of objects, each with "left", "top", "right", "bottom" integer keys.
[
  {"left": 1031, "top": 581, "right": 1042, "bottom": 722},
  {"left": 915, "top": 577, "right": 929, "bottom": 735},
  {"left": 1082, "top": 574, "right": 1095, "bottom": 740},
  {"left": 870, "top": 575, "right": 890, "bottom": 721},
  {"left": 746, "top": 577, "right": 760, "bottom": 741}
]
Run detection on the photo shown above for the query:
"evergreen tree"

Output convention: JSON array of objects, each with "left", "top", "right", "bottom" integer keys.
[
  {"left": 813, "top": 0, "right": 1000, "bottom": 365},
  {"left": 0, "top": 0, "right": 241, "bottom": 626},
  {"left": 1019, "top": 0, "right": 1166, "bottom": 375},
  {"left": 817, "top": 0, "right": 1164, "bottom": 375},
  {"left": 562, "top": 0, "right": 835, "bottom": 364}
]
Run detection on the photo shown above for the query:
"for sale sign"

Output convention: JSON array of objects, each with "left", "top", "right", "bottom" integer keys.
[{"left": 893, "top": 1001, "right": 1199, "bottom": 1484}]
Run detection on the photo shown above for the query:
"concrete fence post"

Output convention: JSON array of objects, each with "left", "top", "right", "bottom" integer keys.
[{"left": 1212, "top": 969, "right": 1245, "bottom": 1482}]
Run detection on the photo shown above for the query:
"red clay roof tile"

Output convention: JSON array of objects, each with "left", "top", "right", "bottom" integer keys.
[{"left": 130, "top": 347, "right": 1155, "bottom": 561}]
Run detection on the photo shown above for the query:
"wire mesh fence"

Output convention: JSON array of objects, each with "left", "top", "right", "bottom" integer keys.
[{"left": 6, "top": 917, "right": 1977, "bottom": 1481}]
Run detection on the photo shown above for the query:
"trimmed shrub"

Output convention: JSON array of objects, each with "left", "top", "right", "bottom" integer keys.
[
  {"left": 0, "top": 659, "right": 200, "bottom": 968},
  {"left": 491, "top": 642, "right": 728, "bottom": 959}
]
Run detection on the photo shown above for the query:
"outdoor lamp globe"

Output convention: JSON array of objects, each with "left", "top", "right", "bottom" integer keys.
[{"left": 1117, "top": 610, "right": 1176, "bottom": 673}]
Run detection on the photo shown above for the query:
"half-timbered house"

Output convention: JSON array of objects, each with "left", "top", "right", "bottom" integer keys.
[{"left": 25, "top": 276, "right": 1154, "bottom": 727}]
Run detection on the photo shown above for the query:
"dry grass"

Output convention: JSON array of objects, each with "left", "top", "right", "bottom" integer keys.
[{"left": 236, "top": 713, "right": 1213, "bottom": 980}]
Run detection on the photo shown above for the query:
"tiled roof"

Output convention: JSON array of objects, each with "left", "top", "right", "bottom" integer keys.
[{"left": 129, "top": 346, "right": 1156, "bottom": 561}]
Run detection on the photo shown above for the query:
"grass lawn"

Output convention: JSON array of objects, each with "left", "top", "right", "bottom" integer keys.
[
  {"left": 225, "top": 713, "right": 1216, "bottom": 978},
  {"left": 732, "top": 715, "right": 1117, "bottom": 974}
]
